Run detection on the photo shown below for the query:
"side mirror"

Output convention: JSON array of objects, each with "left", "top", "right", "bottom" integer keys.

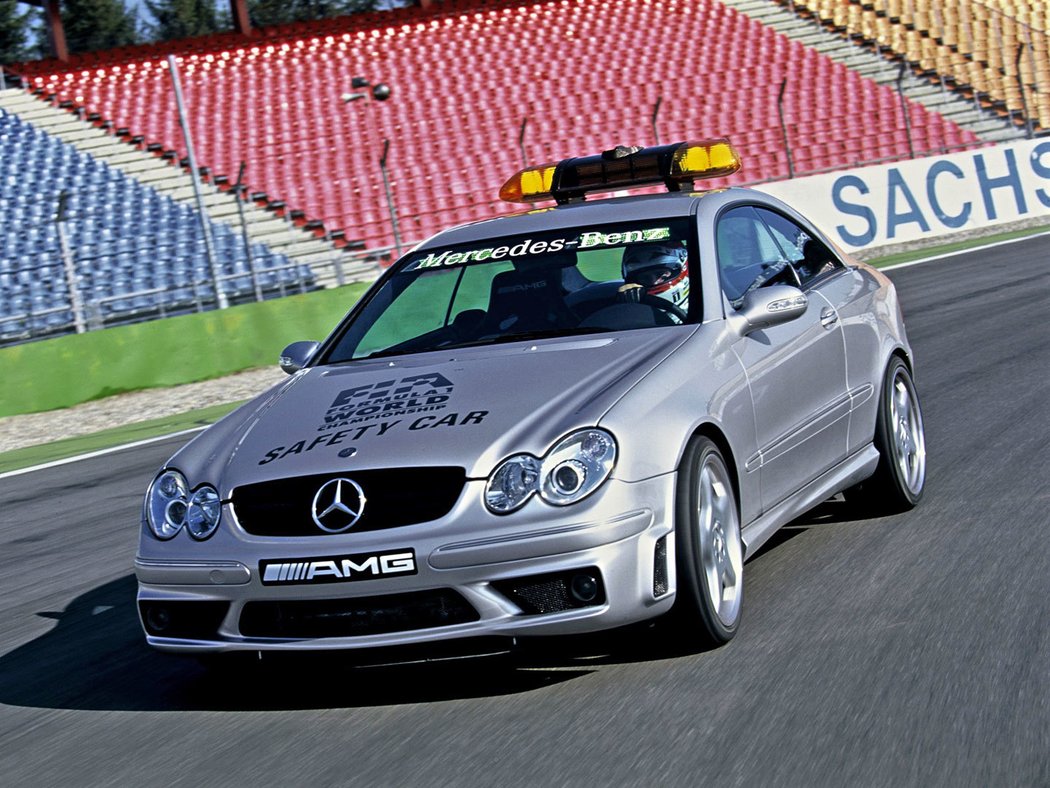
[
  {"left": 732, "top": 286, "right": 808, "bottom": 335},
  {"left": 279, "top": 340, "right": 319, "bottom": 375}
]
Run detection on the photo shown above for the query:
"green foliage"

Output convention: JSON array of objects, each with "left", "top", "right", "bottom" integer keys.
[
  {"left": 0, "top": 0, "right": 32, "bottom": 65},
  {"left": 248, "top": 0, "right": 383, "bottom": 26},
  {"left": 144, "top": 0, "right": 222, "bottom": 41},
  {"left": 61, "top": 0, "right": 138, "bottom": 54}
]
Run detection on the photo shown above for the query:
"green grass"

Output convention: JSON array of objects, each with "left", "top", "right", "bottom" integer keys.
[
  {"left": 0, "top": 400, "right": 245, "bottom": 474},
  {"left": 0, "top": 282, "right": 368, "bottom": 418},
  {"left": 3, "top": 222, "right": 1049, "bottom": 475}
]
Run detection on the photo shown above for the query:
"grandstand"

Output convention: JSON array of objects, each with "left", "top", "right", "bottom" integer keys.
[
  {"left": 2, "top": 0, "right": 1043, "bottom": 346},
  {"left": 0, "top": 100, "right": 316, "bottom": 341},
  {"left": 784, "top": 0, "right": 1050, "bottom": 130}
]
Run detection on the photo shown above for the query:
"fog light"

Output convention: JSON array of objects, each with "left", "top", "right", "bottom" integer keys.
[
  {"left": 570, "top": 573, "right": 599, "bottom": 603},
  {"left": 145, "top": 605, "right": 171, "bottom": 633}
]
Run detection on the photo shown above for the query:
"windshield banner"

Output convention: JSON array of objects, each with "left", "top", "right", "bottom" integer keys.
[{"left": 407, "top": 226, "right": 673, "bottom": 270}]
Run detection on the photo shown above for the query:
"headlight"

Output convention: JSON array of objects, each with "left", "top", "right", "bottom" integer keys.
[
  {"left": 485, "top": 455, "right": 541, "bottom": 514},
  {"left": 185, "top": 486, "right": 222, "bottom": 540},
  {"left": 145, "top": 469, "right": 222, "bottom": 540},
  {"left": 541, "top": 430, "right": 616, "bottom": 505},
  {"left": 485, "top": 429, "right": 617, "bottom": 514}
]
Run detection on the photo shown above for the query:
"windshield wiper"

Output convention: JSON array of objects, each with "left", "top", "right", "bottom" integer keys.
[
  {"left": 353, "top": 347, "right": 418, "bottom": 361},
  {"left": 436, "top": 327, "right": 610, "bottom": 351},
  {"left": 352, "top": 328, "right": 609, "bottom": 361}
]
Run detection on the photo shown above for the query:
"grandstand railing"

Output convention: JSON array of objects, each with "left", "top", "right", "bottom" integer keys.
[{"left": 0, "top": 254, "right": 373, "bottom": 346}]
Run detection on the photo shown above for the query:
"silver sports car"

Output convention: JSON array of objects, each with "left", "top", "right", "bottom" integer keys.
[{"left": 136, "top": 140, "right": 926, "bottom": 656}]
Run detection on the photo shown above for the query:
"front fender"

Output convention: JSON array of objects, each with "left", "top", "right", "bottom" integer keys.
[{"left": 598, "top": 322, "right": 759, "bottom": 525}]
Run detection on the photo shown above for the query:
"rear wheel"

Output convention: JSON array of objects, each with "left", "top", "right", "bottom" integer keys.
[
  {"left": 673, "top": 436, "right": 743, "bottom": 646},
  {"left": 850, "top": 357, "right": 926, "bottom": 513}
]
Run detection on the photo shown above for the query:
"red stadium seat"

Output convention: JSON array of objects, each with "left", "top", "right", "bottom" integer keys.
[{"left": 14, "top": 0, "right": 980, "bottom": 250}]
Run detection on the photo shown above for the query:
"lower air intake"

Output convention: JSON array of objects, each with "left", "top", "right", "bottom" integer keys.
[
  {"left": 139, "top": 600, "right": 229, "bottom": 640},
  {"left": 493, "top": 568, "right": 606, "bottom": 615},
  {"left": 239, "top": 589, "right": 478, "bottom": 639}
]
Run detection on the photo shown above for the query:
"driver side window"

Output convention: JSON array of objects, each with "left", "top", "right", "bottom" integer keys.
[
  {"left": 754, "top": 208, "right": 842, "bottom": 287},
  {"left": 715, "top": 206, "right": 786, "bottom": 307}
]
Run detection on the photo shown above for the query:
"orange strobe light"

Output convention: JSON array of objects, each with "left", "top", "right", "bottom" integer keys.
[{"left": 499, "top": 140, "right": 741, "bottom": 204}]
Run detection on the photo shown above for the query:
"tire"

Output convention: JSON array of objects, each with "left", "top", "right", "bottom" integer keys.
[
  {"left": 849, "top": 357, "right": 927, "bottom": 513},
  {"left": 672, "top": 436, "right": 744, "bottom": 646}
]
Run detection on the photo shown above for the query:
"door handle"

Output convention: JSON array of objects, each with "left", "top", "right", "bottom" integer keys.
[{"left": 820, "top": 307, "right": 838, "bottom": 329}]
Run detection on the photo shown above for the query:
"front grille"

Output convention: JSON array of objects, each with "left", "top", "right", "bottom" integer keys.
[
  {"left": 239, "top": 589, "right": 479, "bottom": 638},
  {"left": 232, "top": 467, "right": 466, "bottom": 536}
]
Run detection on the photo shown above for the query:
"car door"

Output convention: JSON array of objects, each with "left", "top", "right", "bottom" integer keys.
[
  {"left": 753, "top": 208, "right": 878, "bottom": 457},
  {"left": 716, "top": 205, "right": 850, "bottom": 513}
]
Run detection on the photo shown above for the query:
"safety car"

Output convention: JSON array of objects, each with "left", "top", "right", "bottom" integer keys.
[{"left": 135, "top": 140, "right": 926, "bottom": 656}]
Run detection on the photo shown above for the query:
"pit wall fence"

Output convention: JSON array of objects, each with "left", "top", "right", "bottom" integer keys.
[{"left": 4, "top": 138, "right": 1050, "bottom": 419}]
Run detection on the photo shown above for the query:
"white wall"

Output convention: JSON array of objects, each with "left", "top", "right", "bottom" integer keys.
[{"left": 755, "top": 138, "right": 1050, "bottom": 252}]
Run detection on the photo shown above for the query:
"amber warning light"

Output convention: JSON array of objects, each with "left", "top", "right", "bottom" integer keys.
[{"left": 499, "top": 139, "right": 741, "bottom": 204}]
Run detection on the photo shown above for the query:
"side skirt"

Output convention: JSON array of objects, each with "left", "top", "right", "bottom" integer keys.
[{"left": 740, "top": 444, "right": 879, "bottom": 560}]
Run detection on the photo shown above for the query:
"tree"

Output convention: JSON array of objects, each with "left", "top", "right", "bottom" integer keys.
[
  {"left": 248, "top": 0, "right": 383, "bottom": 26},
  {"left": 0, "top": 0, "right": 33, "bottom": 65},
  {"left": 61, "top": 0, "right": 138, "bottom": 55},
  {"left": 144, "top": 0, "right": 222, "bottom": 42}
]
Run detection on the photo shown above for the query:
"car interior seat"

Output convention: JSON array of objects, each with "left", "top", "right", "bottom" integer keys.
[{"left": 480, "top": 266, "right": 577, "bottom": 335}]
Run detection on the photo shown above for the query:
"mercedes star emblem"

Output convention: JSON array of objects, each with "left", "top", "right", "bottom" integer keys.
[{"left": 311, "top": 477, "right": 367, "bottom": 533}]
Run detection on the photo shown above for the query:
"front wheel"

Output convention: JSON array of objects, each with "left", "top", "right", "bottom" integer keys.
[
  {"left": 673, "top": 436, "right": 743, "bottom": 646},
  {"left": 850, "top": 357, "right": 927, "bottom": 513}
]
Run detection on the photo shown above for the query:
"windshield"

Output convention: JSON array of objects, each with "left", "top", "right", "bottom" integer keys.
[{"left": 326, "top": 218, "right": 695, "bottom": 363}]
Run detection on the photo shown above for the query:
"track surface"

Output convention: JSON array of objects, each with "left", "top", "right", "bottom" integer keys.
[{"left": 2, "top": 241, "right": 1048, "bottom": 786}]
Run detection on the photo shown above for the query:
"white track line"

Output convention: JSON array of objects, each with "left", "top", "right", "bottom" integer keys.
[
  {"left": 880, "top": 229, "right": 1050, "bottom": 271},
  {"left": 3, "top": 228, "right": 1049, "bottom": 479},
  {"left": 0, "top": 426, "right": 207, "bottom": 480}
]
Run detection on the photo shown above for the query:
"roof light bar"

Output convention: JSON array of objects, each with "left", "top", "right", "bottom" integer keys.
[{"left": 499, "top": 139, "right": 741, "bottom": 204}]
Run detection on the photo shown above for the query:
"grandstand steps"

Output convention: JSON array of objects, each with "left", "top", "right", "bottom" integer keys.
[
  {"left": 722, "top": 0, "right": 1025, "bottom": 144},
  {"left": 0, "top": 89, "right": 361, "bottom": 288}
]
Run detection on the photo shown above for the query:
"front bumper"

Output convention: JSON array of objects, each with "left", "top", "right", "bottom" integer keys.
[{"left": 135, "top": 474, "right": 679, "bottom": 653}]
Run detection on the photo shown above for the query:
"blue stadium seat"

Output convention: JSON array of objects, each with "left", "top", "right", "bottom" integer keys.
[{"left": 0, "top": 109, "right": 312, "bottom": 335}]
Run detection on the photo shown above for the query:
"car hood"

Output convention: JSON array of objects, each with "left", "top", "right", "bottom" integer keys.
[{"left": 172, "top": 329, "right": 695, "bottom": 492}]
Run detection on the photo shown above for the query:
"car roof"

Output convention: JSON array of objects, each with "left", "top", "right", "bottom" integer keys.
[{"left": 417, "top": 188, "right": 759, "bottom": 249}]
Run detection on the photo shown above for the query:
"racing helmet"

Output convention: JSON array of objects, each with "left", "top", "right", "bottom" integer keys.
[{"left": 621, "top": 243, "right": 690, "bottom": 308}]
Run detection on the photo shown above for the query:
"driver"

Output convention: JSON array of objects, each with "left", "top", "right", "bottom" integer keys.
[{"left": 617, "top": 243, "right": 690, "bottom": 310}]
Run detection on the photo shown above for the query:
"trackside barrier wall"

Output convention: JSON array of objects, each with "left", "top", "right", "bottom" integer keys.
[
  {"left": 0, "top": 283, "right": 367, "bottom": 418},
  {"left": 758, "top": 138, "right": 1050, "bottom": 252}
]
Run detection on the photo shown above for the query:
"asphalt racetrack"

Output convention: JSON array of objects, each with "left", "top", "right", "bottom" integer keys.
[{"left": 1, "top": 240, "right": 1048, "bottom": 786}]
